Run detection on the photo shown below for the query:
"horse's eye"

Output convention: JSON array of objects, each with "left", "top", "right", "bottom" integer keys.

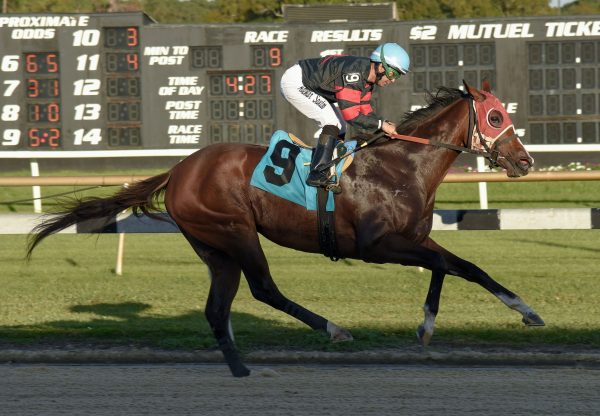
[{"left": 488, "top": 111, "right": 503, "bottom": 128}]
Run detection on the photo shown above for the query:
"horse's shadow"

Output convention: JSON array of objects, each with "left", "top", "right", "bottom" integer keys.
[
  {"left": 1, "top": 301, "right": 599, "bottom": 350},
  {"left": 0, "top": 302, "right": 344, "bottom": 350}
]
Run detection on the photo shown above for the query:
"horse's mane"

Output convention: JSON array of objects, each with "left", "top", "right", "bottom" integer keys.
[{"left": 397, "top": 87, "right": 466, "bottom": 133}]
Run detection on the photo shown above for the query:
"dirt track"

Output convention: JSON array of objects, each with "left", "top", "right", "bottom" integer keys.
[{"left": 1, "top": 364, "right": 599, "bottom": 416}]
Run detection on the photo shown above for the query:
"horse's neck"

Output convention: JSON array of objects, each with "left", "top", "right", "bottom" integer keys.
[{"left": 404, "top": 100, "right": 468, "bottom": 190}]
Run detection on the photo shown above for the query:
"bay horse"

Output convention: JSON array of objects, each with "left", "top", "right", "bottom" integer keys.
[{"left": 27, "top": 80, "right": 544, "bottom": 377}]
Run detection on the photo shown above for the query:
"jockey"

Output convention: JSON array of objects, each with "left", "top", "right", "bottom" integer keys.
[{"left": 280, "top": 42, "right": 410, "bottom": 187}]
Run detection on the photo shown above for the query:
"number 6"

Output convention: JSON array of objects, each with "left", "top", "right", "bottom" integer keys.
[{"left": 1, "top": 55, "right": 19, "bottom": 72}]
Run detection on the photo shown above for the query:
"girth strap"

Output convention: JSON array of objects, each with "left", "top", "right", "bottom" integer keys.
[{"left": 316, "top": 187, "right": 341, "bottom": 261}]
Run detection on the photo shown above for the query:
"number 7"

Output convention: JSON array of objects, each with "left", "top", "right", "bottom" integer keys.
[{"left": 2, "top": 80, "right": 20, "bottom": 97}]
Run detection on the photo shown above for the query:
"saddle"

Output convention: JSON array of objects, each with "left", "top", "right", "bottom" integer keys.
[
  {"left": 289, "top": 133, "right": 355, "bottom": 194},
  {"left": 250, "top": 130, "right": 355, "bottom": 261}
]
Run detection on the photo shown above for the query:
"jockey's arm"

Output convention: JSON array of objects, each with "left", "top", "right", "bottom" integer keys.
[{"left": 334, "top": 86, "right": 385, "bottom": 133}]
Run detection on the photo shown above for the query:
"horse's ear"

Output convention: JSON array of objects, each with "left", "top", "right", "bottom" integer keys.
[
  {"left": 463, "top": 79, "right": 484, "bottom": 101},
  {"left": 481, "top": 79, "right": 492, "bottom": 93}
]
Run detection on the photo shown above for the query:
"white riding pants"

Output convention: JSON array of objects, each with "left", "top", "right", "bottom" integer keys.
[{"left": 280, "top": 64, "right": 346, "bottom": 139}]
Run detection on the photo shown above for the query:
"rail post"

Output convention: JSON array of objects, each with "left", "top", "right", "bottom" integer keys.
[
  {"left": 477, "top": 156, "right": 489, "bottom": 209},
  {"left": 29, "top": 160, "right": 42, "bottom": 213}
]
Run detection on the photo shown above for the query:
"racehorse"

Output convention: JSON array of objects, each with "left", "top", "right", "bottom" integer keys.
[{"left": 27, "top": 80, "right": 544, "bottom": 377}]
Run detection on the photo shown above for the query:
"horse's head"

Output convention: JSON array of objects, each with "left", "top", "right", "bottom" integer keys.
[{"left": 463, "top": 80, "right": 533, "bottom": 177}]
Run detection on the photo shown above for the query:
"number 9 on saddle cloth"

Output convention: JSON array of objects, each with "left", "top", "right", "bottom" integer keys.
[{"left": 250, "top": 130, "right": 357, "bottom": 211}]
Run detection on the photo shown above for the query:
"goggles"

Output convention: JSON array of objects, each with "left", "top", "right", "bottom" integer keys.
[{"left": 380, "top": 47, "right": 404, "bottom": 80}]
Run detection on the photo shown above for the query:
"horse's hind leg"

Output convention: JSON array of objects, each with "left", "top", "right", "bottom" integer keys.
[
  {"left": 423, "top": 237, "right": 545, "bottom": 327},
  {"left": 235, "top": 234, "right": 352, "bottom": 342},
  {"left": 181, "top": 231, "right": 250, "bottom": 377}
]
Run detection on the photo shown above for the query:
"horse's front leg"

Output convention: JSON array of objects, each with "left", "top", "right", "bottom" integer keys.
[
  {"left": 422, "top": 237, "right": 545, "bottom": 327},
  {"left": 358, "top": 232, "right": 449, "bottom": 346},
  {"left": 417, "top": 269, "right": 445, "bottom": 346}
]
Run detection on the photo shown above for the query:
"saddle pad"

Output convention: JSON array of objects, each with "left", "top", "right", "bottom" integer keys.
[{"left": 250, "top": 130, "right": 356, "bottom": 211}]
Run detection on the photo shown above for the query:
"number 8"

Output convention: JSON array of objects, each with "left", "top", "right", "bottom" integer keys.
[{"left": 1, "top": 104, "right": 20, "bottom": 121}]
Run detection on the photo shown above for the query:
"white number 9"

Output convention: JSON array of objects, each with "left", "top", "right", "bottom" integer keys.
[{"left": 2, "top": 129, "right": 21, "bottom": 146}]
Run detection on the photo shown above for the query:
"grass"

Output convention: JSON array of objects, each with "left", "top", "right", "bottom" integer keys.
[
  {"left": 0, "top": 168, "right": 599, "bottom": 352},
  {"left": 0, "top": 230, "right": 599, "bottom": 351},
  {"left": 437, "top": 180, "right": 600, "bottom": 208}
]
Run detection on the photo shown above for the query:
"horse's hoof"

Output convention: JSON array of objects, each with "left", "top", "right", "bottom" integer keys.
[
  {"left": 327, "top": 321, "right": 354, "bottom": 342},
  {"left": 522, "top": 312, "right": 545, "bottom": 326},
  {"left": 331, "top": 328, "right": 353, "bottom": 343},
  {"left": 231, "top": 365, "right": 251, "bottom": 378},
  {"left": 416, "top": 324, "right": 432, "bottom": 346}
]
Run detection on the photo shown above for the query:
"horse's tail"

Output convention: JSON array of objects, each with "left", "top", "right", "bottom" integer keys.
[{"left": 26, "top": 171, "right": 171, "bottom": 259}]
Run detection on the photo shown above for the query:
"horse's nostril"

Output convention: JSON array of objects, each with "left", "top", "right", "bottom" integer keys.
[{"left": 519, "top": 158, "right": 531, "bottom": 170}]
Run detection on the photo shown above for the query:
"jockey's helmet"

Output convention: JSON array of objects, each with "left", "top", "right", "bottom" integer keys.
[{"left": 370, "top": 43, "right": 410, "bottom": 80}]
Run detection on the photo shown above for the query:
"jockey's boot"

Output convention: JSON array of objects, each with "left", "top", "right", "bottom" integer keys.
[{"left": 306, "top": 126, "right": 339, "bottom": 188}]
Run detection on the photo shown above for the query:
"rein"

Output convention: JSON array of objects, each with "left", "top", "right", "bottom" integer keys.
[
  {"left": 388, "top": 95, "right": 495, "bottom": 160},
  {"left": 318, "top": 95, "right": 504, "bottom": 171}
]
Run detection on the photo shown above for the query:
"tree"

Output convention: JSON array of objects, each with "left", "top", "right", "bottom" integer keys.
[
  {"left": 5, "top": 0, "right": 110, "bottom": 13},
  {"left": 202, "top": 0, "right": 281, "bottom": 23},
  {"left": 496, "top": 0, "right": 552, "bottom": 16},
  {"left": 142, "top": 0, "right": 213, "bottom": 23},
  {"left": 439, "top": 0, "right": 502, "bottom": 18},
  {"left": 397, "top": 0, "right": 446, "bottom": 20},
  {"left": 562, "top": 0, "right": 600, "bottom": 14}
]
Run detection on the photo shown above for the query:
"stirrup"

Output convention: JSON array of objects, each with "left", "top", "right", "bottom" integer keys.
[
  {"left": 326, "top": 183, "right": 342, "bottom": 194},
  {"left": 325, "top": 175, "right": 342, "bottom": 194},
  {"left": 306, "top": 170, "right": 330, "bottom": 187}
]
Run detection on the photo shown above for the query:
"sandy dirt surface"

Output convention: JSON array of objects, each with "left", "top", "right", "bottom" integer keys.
[{"left": 1, "top": 363, "right": 599, "bottom": 416}]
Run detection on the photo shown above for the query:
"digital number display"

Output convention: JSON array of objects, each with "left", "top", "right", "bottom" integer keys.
[
  {"left": 107, "top": 127, "right": 141, "bottom": 147},
  {"left": 346, "top": 45, "right": 377, "bottom": 57},
  {"left": 104, "top": 27, "right": 139, "bottom": 49},
  {"left": 107, "top": 102, "right": 141, "bottom": 121},
  {"left": 106, "top": 77, "right": 141, "bottom": 97},
  {"left": 527, "top": 40, "right": 599, "bottom": 143},
  {"left": 582, "top": 93, "right": 596, "bottom": 114},
  {"left": 24, "top": 52, "right": 59, "bottom": 74},
  {"left": 102, "top": 25, "right": 142, "bottom": 148},
  {"left": 206, "top": 70, "right": 275, "bottom": 143},
  {"left": 27, "top": 102, "right": 60, "bottom": 122},
  {"left": 251, "top": 46, "right": 282, "bottom": 68},
  {"left": 20, "top": 52, "right": 63, "bottom": 149},
  {"left": 411, "top": 43, "right": 495, "bottom": 92},
  {"left": 209, "top": 123, "right": 273, "bottom": 144},
  {"left": 26, "top": 78, "right": 60, "bottom": 98},
  {"left": 105, "top": 52, "right": 139, "bottom": 72},
  {"left": 27, "top": 127, "right": 61, "bottom": 148},
  {"left": 208, "top": 73, "right": 273, "bottom": 96},
  {"left": 210, "top": 99, "right": 273, "bottom": 121},
  {"left": 190, "top": 46, "right": 222, "bottom": 69}
]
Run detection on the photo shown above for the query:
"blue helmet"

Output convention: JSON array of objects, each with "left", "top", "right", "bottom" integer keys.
[{"left": 370, "top": 43, "right": 410, "bottom": 79}]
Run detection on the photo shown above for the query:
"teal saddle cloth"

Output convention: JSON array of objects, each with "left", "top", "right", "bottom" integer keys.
[{"left": 250, "top": 130, "right": 356, "bottom": 211}]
